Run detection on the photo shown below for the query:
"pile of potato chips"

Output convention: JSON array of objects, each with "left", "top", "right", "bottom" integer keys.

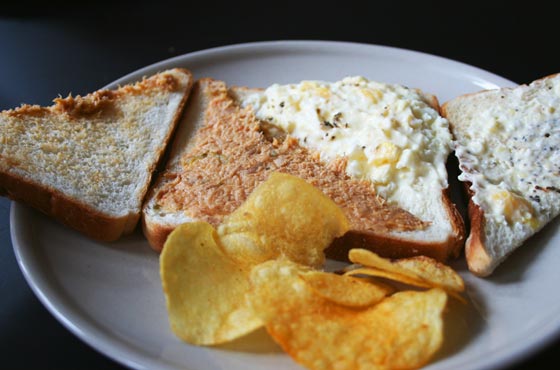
[{"left": 160, "top": 172, "right": 465, "bottom": 369}]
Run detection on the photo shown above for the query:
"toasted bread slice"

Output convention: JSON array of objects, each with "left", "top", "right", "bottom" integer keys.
[
  {"left": 442, "top": 73, "right": 560, "bottom": 276},
  {"left": 0, "top": 68, "right": 193, "bottom": 241},
  {"left": 143, "top": 77, "right": 464, "bottom": 261}
]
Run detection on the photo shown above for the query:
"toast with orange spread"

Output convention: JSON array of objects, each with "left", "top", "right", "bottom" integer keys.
[{"left": 142, "top": 77, "right": 465, "bottom": 261}]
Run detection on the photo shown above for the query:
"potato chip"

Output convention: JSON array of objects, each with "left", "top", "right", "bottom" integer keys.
[
  {"left": 395, "top": 255, "right": 465, "bottom": 293},
  {"left": 300, "top": 271, "right": 393, "bottom": 308},
  {"left": 159, "top": 172, "right": 459, "bottom": 370},
  {"left": 160, "top": 222, "right": 262, "bottom": 345},
  {"left": 249, "top": 259, "right": 447, "bottom": 370},
  {"left": 348, "top": 249, "right": 465, "bottom": 300},
  {"left": 348, "top": 248, "right": 418, "bottom": 278},
  {"left": 218, "top": 172, "right": 349, "bottom": 268},
  {"left": 345, "top": 267, "right": 432, "bottom": 289}
]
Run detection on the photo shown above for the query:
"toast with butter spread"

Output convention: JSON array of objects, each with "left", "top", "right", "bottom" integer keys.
[
  {"left": 0, "top": 68, "right": 193, "bottom": 241},
  {"left": 143, "top": 77, "right": 465, "bottom": 261},
  {"left": 442, "top": 73, "right": 560, "bottom": 276}
]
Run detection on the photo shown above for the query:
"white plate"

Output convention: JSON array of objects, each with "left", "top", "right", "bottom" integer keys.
[{"left": 10, "top": 41, "right": 560, "bottom": 370}]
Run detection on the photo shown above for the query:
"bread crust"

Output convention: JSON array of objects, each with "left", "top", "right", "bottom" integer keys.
[
  {"left": 442, "top": 101, "right": 491, "bottom": 275},
  {"left": 142, "top": 219, "right": 176, "bottom": 252},
  {"left": 0, "top": 170, "right": 129, "bottom": 241},
  {"left": 463, "top": 187, "right": 492, "bottom": 276},
  {"left": 1, "top": 68, "right": 193, "bottom": 242},
  {"left": 326, "top": 188, "right": 464, "bottom": 262}
]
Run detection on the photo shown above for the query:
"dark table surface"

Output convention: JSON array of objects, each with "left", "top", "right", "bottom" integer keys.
[{"left": 1, "top": 1, "right": 558, "bottom": 369}]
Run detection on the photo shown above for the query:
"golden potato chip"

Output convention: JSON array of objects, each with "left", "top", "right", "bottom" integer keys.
[
  {"left": 395, "top": 255, "right": 465, "bottom": 293},
  {"left": 160, "top": 222, "right": 262, "bottom": 345},
  {"left": 300, "top": 271, "right": 393, "bottom": 308},
  {"left": 249, "top": 259, "right": 447, "bottom": 370},
  {"left": 218, "top": 172, "right": 349, "bottom": 268},
  {"left": 348, "top": 248, "right": 416, "bottom": 277},
  {"left": 348, "top": 249, "right": 465, "bottom": 301},
  {"left": 345, "top": 267, "right": 432, "bottom": 289},
  {"left": 346, "top": 266, "right": 467, "bottom": 304}
]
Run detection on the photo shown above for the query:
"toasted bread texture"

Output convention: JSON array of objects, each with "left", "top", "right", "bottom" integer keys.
[
  {"left": 0, "top": 68, "right": 193, "bottom": 241},
  {"left": 143, "top": 78, "right": 464, "bottom": 261},
  {"left": 442, "top": 73, "right": 560, "bottom": 276}
]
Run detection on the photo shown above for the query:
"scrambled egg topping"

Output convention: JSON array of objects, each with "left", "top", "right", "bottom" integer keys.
[
  {"left": 242, "top": 77, "right": 452, "bottom": 220},
  {"left": 455, "top": 81, "right": 560, "bottom": 230}
]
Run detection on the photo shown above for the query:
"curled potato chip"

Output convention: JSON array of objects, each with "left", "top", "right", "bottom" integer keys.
[
  {"left": 249, "top": 259, "right": 447, "bottom": 370},
  {"left": 347, "top": 249, "right": 465, "bottom": 302},
  {"left": 218, "top": 172, "right": 349, "bottom": 268},
  {"left": 345, "top": 267, "right": 432, "bottom": 289},
  {"left": 348, "top": 249, "right": 419, "bottom": 278},
  {"left": 160, "top": 222, "right": 262, "bottom": 345},
  {"left": 394, "top": 255, "right": 464, "bottom": 293},
  {"left": 300, "top": 271, "right": 393, "bottom": 308}
]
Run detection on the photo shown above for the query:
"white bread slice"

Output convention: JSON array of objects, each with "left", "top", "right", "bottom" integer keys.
[
  {"left": 143, "top": 78, "right": 464, "bottom": 262},
  {"left": 0, "top": 68, "right": 193, "bottom": 241},
  {"left": 442, "top": 73, "right": 560, "bottom": 276}
]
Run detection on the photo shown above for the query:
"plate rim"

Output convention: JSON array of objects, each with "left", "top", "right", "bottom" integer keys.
[
  {"left": 106, "top": 40, "right": 516, "bottom": 90},
  {"left": 11, "top": 40, "right": 557, "bottom": 370}
]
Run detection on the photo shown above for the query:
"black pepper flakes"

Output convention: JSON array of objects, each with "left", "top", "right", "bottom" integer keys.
[
  {"left": 535, "top": 185, "right": 560, "bottom": 193},
  {"left": 322, "top": 119, "right": 340, "bottom": 129}
]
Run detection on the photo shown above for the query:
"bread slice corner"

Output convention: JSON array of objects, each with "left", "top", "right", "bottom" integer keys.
[
  {"left": 442, "top": 73, "right": 560, "bottom": 276},
  {"left": 0, "top": 68, "right": 193, "bottom": 241}
]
